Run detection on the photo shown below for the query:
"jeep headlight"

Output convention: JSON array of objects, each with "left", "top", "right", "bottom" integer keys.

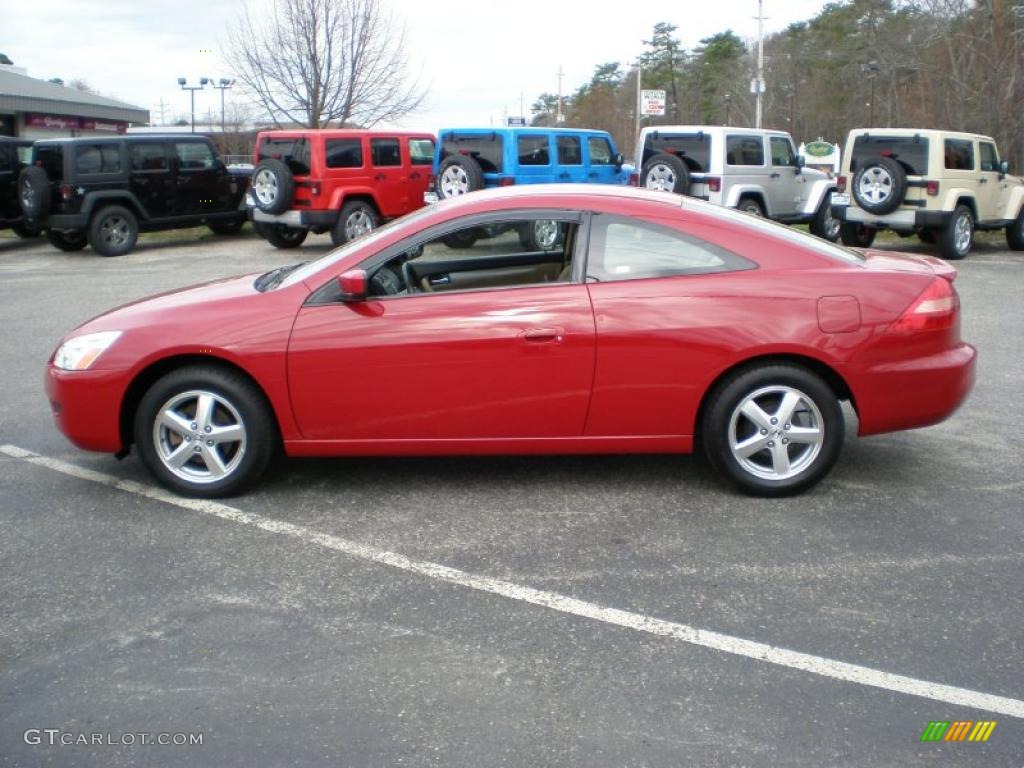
[{"left": 53, "top": 331, "right": 122, "bottom": 371}]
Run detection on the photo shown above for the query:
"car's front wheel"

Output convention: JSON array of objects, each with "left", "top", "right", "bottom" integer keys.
[
  {"left": 135, "top": 366, "right": 276, "bottom": 497},
  {"left": 11, "top": 221, "right": 41, "bottom": 238},
  {"left": 208, "top": 218, "right": 245, "bottom": 235},
  {"left": 839, "top": 221, "right": 877, "bottom": 248},
  {"left": 46, "top": 229, "right": 88, "bottom": 252},
  {"left": 810, "top": 199, "right": 841, "bottom": 241},
  {"left": 254, "top": 221, "right": 308, "bottom": 249},
  {"left": 702, "top": 364, "right": 844, "bottom": 496}
]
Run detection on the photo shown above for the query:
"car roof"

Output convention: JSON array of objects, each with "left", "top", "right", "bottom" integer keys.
[
  {"left": 257, "top": 129, "right": 434, "bottom": 138},
  {"left": 440, "top": 127, "right": 613, "bottom": 137},
  {"left": 33, "top": 135, "right": 208, "bottom": 145},
  {"left": 641, "top": 125, "right": 793, "bottom": 138},
  {"left": 847, "top": 128, "right": 995, "bottom": 143}
]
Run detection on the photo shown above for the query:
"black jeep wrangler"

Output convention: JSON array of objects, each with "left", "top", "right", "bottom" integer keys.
[
  {"left": 19, "top": 135, "right": 249, "bottom": 256},
  {"left": 0, "top": 137, "right": 39, "bottom": 238}
]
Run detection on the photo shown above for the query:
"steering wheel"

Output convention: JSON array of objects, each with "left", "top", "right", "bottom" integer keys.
[{"left": 368, "top": 267, "right": 403, "bottom": 296}]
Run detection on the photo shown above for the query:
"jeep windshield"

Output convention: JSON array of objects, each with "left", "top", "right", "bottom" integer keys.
[
  {"left": 851, "top": 135, "right": 929, "bottom": 176},
  {"left": 645, "top": 133, "right": 711, "bottom": 172}
]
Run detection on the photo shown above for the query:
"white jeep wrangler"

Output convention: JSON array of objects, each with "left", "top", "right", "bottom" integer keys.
[
  {"left": 831, "top": 128, "right": 1024, "bottom": 259},
  {"left": 634, "top": 125, "right": 839, "bottom": 240}
]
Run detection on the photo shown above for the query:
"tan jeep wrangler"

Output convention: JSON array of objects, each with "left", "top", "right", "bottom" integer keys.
[{"left": 830, "top": 128, "right": 1024, "bottom": 259}]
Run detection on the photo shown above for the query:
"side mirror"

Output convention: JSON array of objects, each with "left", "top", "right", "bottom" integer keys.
[
  {"left": 614, "top": 153, "right": 624, "bottom": 170},
  {"left": 338, "top": 269, "right": 367, "bottom": 302},
  {"left": 1000, "top": 160, "right": 1010, "bottom": 176},
  {"left": 795, "top": 155, "right": 806, "bottom": 168}
]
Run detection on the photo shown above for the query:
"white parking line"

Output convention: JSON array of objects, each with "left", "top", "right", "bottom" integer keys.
[{"left": 4, "top": 442, "right": 1023, "bottom": 720}]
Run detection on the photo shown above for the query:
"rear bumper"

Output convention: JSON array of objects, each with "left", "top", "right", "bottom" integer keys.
[
  {"left": 45, "top": 365, "right": 126, "bottom": 453},
  {"left": 854, "top": 343, "right": 977, "bottom": 436},
  {"left": 247, "top": 199, "right": 338, "bottom": 229},
  {"left": 833, "top": 205, "right": 952, "bottom": 230}
]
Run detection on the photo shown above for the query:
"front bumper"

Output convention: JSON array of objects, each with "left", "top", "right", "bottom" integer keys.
[{"left": 45, "top": 364, "right": 127, "bottom": 453}]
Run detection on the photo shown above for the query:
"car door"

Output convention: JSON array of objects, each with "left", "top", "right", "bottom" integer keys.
[
  {"left": 977, "top": 140, "right": 1004, "bottom": 223},
  {"left": 287, "top": 212, "right": 596, "bottom": 441},
  {"left": 369, "top": 137, "right": 407, "bottom": 217},
  {"left": 725, "top": 134, "right": 772, "bottom": 211},
  {"left": 514, "top": 133, "right": 555, "bottom": 185},
  {"left": 768, "top": 136, "right": 804, "bottom": 216},
  {"left": 173, "top": 140, "right": 221, "bottom": 216},
  {"left": 584, "top": 135, "right": 621, "bottom": 185},
  {"left": 128, "top": 142, "right": 175, "bottom": 218},
  {"left": 404, "top": 136, "right": 435, "bottom": 213},
  {"left": 554, "top": 135, "right": 586, "bottom": 184}
]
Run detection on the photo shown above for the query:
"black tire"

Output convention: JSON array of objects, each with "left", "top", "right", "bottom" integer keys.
[
  {"left": 938, "top": 205, "right": 973, "bottom": 260},
  {"left": 18, "top": 166, "right": 50, "bottom": 219},
  {"left": 436, "top": 155, "right": 484, "bottom": 199},
  {"left": 917, "top": 229, "right": 937, "bottom": 244},
  {"left": 640, "top": 152, "right": 691, "bottom": 195},
  {"left": 88, "top": 205, "right": 139, "bottom": 257},
  {"left": 851, "top": 156, "right": 907, "bottom": 215},
  {"left": 46, "top": 229, "right": 88, "bottom": 252},
  {"left": 518, "top": 219, "right": 564, "bottom": 251},
  {"left": 809, "top": 198, "right": 841, "bottom": 241},
  {"left": 701, "top": 364, "right": 844, "bottom": 496},
  {"left": 250, "top": 158, "right": 295, "bottom": 215},
  {"left": 839, "top": 221, "right": 877, "bottom": 248},
  {"left": 737, "top": 197, "right": 764, "bottom": 217},
  {"left": 134, "top": 365, "right": 276, "bottom": 497},
  {"left": 1005, "top": 208, "right": 1024, "bottom": 250},
  {"left": 208, "top": 218, "right": 245, "bottom": 235},
  {"left": 441, "top": 228, "right": 481, "bottom": 249},
  {"left": 11, "top": 221, "right": 41, "bottom": 238},
  {"left": 330, "top": 200, "right": 379, "bottom": 247},
  {"left": 254, "top": 221, "right": 308, "bottom": 249}
]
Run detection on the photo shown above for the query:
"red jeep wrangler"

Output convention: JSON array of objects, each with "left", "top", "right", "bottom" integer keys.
[{"left": 247, "top": 130, "right": 436, "bottom": 249}]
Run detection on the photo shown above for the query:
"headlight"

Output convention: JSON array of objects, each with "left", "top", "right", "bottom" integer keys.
[{"left": 53, "top": 331, "right": 122, "bottom": 371}]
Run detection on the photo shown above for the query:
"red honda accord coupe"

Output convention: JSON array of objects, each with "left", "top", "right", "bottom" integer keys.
[{"left": 45, "top": 185, "right": 976, "bottom": 497}]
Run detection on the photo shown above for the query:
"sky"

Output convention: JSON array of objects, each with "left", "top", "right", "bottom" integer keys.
[{"left": 2, "top": 0, "right": 832, "bottom": 132}]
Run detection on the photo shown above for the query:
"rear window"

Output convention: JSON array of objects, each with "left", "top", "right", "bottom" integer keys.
[
  {"left": 944, "top": 139, "right": 974, "bottom": 171},
  {"left": 35, "top": 145, "right": 63, "bottom": 180},
  {"left": 851, "top": 135, "right": 930, "bottom": 176},
  {"left": 75, "top": 144, "right": 121, "bottom": 175},
  {"left": 644, "top": 133, "right": 711, "bottom": 172},
  {"left": 440, "top": 134, "right": 503, "bottom": 173},
  {"left": 129, "top": 143, "right": 168, "bottom": 171},
  {"left": 326, "top": 138, "right": 362, "bottom": 169},
  {"left": 370, "top": 138, "right": 401, "bottom": 167},
  {"left": 726, "top": 135, "right": 765, "bottom": 166},
  {"left": 259, "top": 137, "right": 311, "bottom": 176},
  {"left": 557, "top": 135, "right": 581, "bottom": 165}
]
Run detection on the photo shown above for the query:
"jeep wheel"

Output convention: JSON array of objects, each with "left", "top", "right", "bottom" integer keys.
[
  {"left": 518, "top": 220, "right": 563, "bottom": 251},
  {"left": 11, "top": 221, "right": 41, "bottom": 238},
  {"left": 254, "top": 221, "right": 308, "bottom": 249},
  {"left": 641, "top": 152, "right": 690, "bottom": 195},
  {"left": 441, "top": 228, "right": 481, "bottom": 249},
  {"left": 250, "top": 159, "right": 294, "bottom": 215},
  {"left": 738, "top": 198, "right": 764, "bottom": 217},
  {"left": 810, "top": 199, "right": 841, "bottom": 241},
  {"left": 852, "top": 157, "right": 907, "bottom": 215},
  {"left": 88, "top": 206, "right": 139, "bottom": 257},
  {"left": 208, "top": 218, "right": 245, "bottom": 235},
  {"left": 1005, "top": 208, "right": 1024, "bottom": 250},
  {"left": 938, "top": 205, "right": 973, "bottom": 260},
  {"left": 331, "top": 200, "right": 378, "bottom": 247},
  {"left": 46, "top": 230, "right": 88, "bottom": 252},
  {"left": 917, "top": 229, "right": 937, "bottom": 244},
  {"left": 18, "top": 166, "right": 51, "bottom": 219},
  {"left": 437, "top": 155, "right": 484, "bottom": 199},
  {"left": 839, "top": 222, "right": 877, "bottom": 248}
]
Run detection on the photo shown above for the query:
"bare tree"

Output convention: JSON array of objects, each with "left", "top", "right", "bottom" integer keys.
[{"left": 225, "top": 0, "right": 425, "bottom": 128}]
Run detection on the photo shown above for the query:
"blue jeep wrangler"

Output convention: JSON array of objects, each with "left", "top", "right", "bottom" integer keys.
[{"left": 427, "top": 127, "right": 631, "bottom": 202}]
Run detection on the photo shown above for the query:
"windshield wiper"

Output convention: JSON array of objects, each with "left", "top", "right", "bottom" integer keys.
[{"left": 255, "top": 262, "right": 304, "bottom": 291}]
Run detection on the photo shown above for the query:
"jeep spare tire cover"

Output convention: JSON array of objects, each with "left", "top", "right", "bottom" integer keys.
[
  {"left": 641, "top": 152, "right": 691, "bottom": 196},
  {"left": 852, "top": 156, "right": 907, "bottom": 215},
  {"left": 18, "top": 166, "right": 51, "bottom": 219},
  {"left": 250, "top": 158, "right": 294, "bottom": 215},
  {"left": 437, "top": 155, "right": 484, "bottom": 199}
]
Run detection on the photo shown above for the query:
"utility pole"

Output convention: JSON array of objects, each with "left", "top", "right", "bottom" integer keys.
[
  {"left": 635, "top": 62, "right": 642, "bottom": 153},
  {"left": 755, "top": 0, "right": 766, "bottom": 129},
  {"left": 556, "top": 65, "right": 564, "bottom": 123},
  {"left": 155, "top": 97, "right": 169, "bottom": 126}
]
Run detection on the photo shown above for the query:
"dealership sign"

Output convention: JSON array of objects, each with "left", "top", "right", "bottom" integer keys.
[
  {"left": 26, "top": 113, "right": 127, "bottom": 133},
  {"left": 641, "top": 90, "right": 666, "bottom": 116}
]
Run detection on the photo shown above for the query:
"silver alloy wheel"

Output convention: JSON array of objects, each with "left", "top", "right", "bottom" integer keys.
[
  {"left": 99, "top": 215, "right": 131, "bottom": 247},
  {"left": 253, "top": 168, "right": 279, "bottom": 207},
  {"left": 728, "top": 385, "right": 824, "bottom": 481},
  {"left": 20, "top": 178, "right": 34, "bottom": 209},
  {"left": 644, "top": 163, "right": 676, "bottom": 192},
  {"left": 857, "top": 166, "right": 893, "bottom": 205},
  {"left": 822, "top": 206, "right": 840, "bottom": 239},
  {"left": 344, "top": 209, "right": 374, "bottom": 240},
  {"left": 152, "top": 389, "right": 247, "bottom": 484},
  {"left": 954, "top": 211, "right": 972, "bottom": 254},
  {"left": 534, "top": 219, "right": 560, "bottom": 249},
  {"left": 439, "top": 165, "right": 470, "bottom": 197},
  {"left": 741, "top": 201, "right": 763, "bottom": 217}
]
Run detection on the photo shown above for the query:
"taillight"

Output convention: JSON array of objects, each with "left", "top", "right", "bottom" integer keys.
[
  {"left": 60, "top": 185, "right": 74, "bottom": 201},
  {"left": 629, "top": 172, "right": 639, "bottom": 186},
  {"left": 426, "top": 174, "right": 436, "bottom": 192},
  {"left": 706, "top": 176, "right": 721, "bottom": 193},
  {"left": 836, "top": 175, "right": 848, "bottom": 193},
  {"left": 926, "top": 180, "right": 939, "bottom": 196},
  {"left": 891, "top": 277, "right": 958, "bottom": 333},
  {"left": 498, "top": 178, "right": 515, "bottom": 187},
  {"left": 309, "top": 182, "right": 321, "bottom": 196}
]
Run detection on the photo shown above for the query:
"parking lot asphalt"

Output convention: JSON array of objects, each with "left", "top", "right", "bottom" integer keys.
[{"left": 1, "top": 227, "right": 1022, "bottom": 766}]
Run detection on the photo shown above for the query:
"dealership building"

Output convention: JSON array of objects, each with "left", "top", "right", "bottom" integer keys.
[{"left": 0, "top": 63, "right": 149, "bottom": 139}]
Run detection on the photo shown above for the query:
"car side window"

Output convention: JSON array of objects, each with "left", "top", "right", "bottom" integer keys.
[
  {"left": 586, "top": 214, "right": 755, "bottom": 282},
  {"left": 325, "top": 139, "right": 362, "bottom": 169},
  {"left": 408, "top": 138, "right": 435, "bottom": 166},
  {"left": 518, "top": 135, "right": 550, "bottom": 166},
  {"left": 129, "top": 143, "right": 169, "bottom": 172},
  {"left": 770, "top": 137, "right": 795, "bottom": 166},
  {"left": 588, "top": 137, "right": 613, "bottom": 165},
  {"left": 944, "top": 139, "right": 974, "bottom": 171},
  {"left": 979, "top": 142, "right": 999, "bottom": 172},
  {"left": 557, "top": 136, "right": 582, "bottom": 165},
  {"left": 726, "top": 136, "right": 765, "bottom": 166},
  {"left": 371, "top": 138, "right": 401, "bottom": 167},
  {"left": 0, "top": 147, "right": 9, "bottom": 173},
  {"left": 175, "top": 142, "right": 215, "bottom": 170},
  {"left": 76, "top": 144, "right": 121, "bottom": 175}
]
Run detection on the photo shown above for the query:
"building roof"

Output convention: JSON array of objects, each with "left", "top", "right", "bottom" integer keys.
[{"left": 0, "top": 66, "right": 149, "bottom": 124}]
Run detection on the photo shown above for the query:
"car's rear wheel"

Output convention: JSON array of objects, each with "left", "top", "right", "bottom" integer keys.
[
  {"left": 917, "top": 229, "right": 937, "bottom": 244},
  {"left": 135, "top": 366, "right": 276, "bottom": 497},
  {"left": 810, "top": 199, "right": 841, "bottom": 241},
  {"left": 641, "top": 152, "right": 691, "bottom": 195},
  {"left": 254, "top": 221, "right": 308, "bottom": 249},
  {"left": 1006, "top": 208, "right": 1024, "bottom": 250},
  {"left": 208, "top": 218, "right": 245, "bottom": 235},
  {"left": 939, "top": 205, "right": 973, "bottom": 260},
  {"left": 437, "top": 155, "right": 484, "bottom": 199},
  {"left": 46, "top": 230, "right": 88, "bottom": 252},
  {"left": 738, "top": 197, "right": 764, "bottom": 217},
  {"left": 702, "top": 364, "right": 844, "bottom": 496},
  {"left": 839, "top": 221, "right": 877, "bottom": 248},
  {"left": 331, "top": 200, "right": 378, "bottom": 247},
  {"left": 88, "top": 206, "right": 139, "bottom": 257},
  {"left": 250, "top": 159, "right": 294, "bottom": 215},
  {"left": 11, "top": 221, "right": 41, "bottom": 238},
  {"left": 441, "top": 228, "right": 481, "bottom": 249}
]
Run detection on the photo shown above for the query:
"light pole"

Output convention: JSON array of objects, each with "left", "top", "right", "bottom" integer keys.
[
  {"left": 209, "top": 78, "right": 235, "bottom": 136},
  {"left": 724, "top": 93, "right": 732, "bottom": 126},
  {"left": 177, "top": 77, "right": 208, "bottom": 133}
]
